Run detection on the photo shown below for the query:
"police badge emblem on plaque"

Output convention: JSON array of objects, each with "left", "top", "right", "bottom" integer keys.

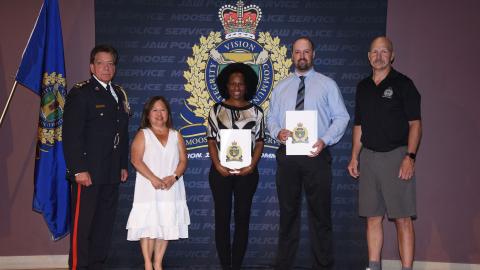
[
  {"left": 292, "top": 122, "right": 309, "bottom": 144},
  {"left": 226, "top": 141, "right": 243, "bottom": 162},
  {"left": 220, "top": 129, "right": 251, "bottom": 169},
  {"left": 286, "top": 110, "right": 317, "bottom": 155}
]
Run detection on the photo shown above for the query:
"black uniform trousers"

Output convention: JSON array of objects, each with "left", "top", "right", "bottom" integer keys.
[
  {"left": 209, "top": 165, "right": 259, "bottom": 270},
  {"left": 274, "top": 145, "right": 333, "bottom": 270},
  {"left": 69, "top": 183, "right": 119, "bottom": 270}
]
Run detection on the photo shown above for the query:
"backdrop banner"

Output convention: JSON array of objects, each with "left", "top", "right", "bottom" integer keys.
[{"left": 95, "top": 0, "right": 387, "bottom": 268}]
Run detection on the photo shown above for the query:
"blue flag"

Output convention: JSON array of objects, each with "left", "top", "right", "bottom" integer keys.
[{"left": 16, "top": 0, "right": 70, "bottom": 240}]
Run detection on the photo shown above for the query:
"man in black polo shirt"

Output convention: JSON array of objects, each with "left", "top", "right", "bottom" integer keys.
[{"left": 348, "top": 36, "right": 421, "bottom": 270}]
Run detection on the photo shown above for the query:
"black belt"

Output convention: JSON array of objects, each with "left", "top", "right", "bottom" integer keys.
[{"left": 363, "top": 145, "right": 406, "bottom": 153}]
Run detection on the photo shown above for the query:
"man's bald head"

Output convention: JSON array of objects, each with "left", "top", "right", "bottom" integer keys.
[
  {"left": 370, "top": 36, "right": 394, "bottom": 52},
  {"left": 368, "top": 36, "right": 395, "bottom": 73}
]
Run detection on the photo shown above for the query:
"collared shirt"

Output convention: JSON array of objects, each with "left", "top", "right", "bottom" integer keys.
[
  {"left": 354, "top": 68, "right": 421, "bottom": 152},
  {"left": 92, "top": 75, "right": 118, "bottom": 102},
  {"left": 266, "top": 68, "right": 350, "bottom": 146}
]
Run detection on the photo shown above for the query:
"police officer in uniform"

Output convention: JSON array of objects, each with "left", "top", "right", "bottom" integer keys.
[{"left": 63, "top": 44, "right": 130, "bottom": 270}]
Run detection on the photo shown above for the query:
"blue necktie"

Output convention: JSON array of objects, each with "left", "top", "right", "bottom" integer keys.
[{"left": 295, "top": 76, "right": 305, "bottom": 110}]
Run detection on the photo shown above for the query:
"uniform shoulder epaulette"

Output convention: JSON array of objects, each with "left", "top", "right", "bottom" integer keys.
[{"left": 73, "top": 79, "right": 90, "bottom": 88}]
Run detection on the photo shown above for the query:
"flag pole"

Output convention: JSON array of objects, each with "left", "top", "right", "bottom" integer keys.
[
  {"left": 0, "top": 81, "right": 19, "bottom": 127},
  {"left": 1, "top": 1, "right": 44, "bottom": 127}
]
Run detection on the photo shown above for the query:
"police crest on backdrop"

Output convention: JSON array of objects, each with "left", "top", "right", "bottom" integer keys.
[{"left": 181, "top": 0, "right": 291, "bottom": 150}]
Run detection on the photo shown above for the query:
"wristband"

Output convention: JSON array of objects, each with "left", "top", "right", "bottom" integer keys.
[{"left": 405, "top": 152, "right": 416, "bottom": 160}]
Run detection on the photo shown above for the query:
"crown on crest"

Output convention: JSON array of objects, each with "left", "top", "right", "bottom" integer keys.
[{"left": 218, "top": 0, "right": 262, "bottom": 39}]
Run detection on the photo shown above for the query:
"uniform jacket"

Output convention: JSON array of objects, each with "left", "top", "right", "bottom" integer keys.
[{"left": 63, "top": 77, "right": 129, "bottom": 184}]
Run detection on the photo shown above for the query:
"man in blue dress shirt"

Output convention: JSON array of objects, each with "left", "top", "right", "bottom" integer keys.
[{"left": 267, "top": 37, "right": 350, "bottom": 269}]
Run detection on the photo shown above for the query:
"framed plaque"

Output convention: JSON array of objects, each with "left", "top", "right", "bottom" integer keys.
[
  {"left": 285, "top": 110, "right": 318, "bottom": 155},
  {"left": 219, "top": 129, "right": 252, "bottom": 170}
]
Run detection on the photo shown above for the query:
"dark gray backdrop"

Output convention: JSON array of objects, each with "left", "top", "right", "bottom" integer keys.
[{"left": 95, "top": 0, "right": 387, "bottom": 268}]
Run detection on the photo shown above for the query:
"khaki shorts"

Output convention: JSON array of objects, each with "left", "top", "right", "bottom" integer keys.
[{"left": 358, "top": 146, "right": 416, "bottom": 219}]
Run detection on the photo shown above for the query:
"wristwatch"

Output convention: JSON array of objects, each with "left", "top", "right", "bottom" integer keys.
[
  {"left": 173, "top": 174, "right": 179, "bottom": 181},
  {"left": 405, "top": 152, "right": 416, "bottom": 160}
]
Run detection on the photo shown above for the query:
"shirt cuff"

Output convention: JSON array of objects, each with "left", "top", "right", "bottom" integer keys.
[
  {"left": 320, "top": 136, "right": 331, "bottom": 146},
  {"left": 268, "top": 128, "right": 280, "bottom": 142}
]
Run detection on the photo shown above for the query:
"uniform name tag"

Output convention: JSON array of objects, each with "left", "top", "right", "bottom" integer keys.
[{"left": 95, "top": 104, "right": 106, "bottom": 108}]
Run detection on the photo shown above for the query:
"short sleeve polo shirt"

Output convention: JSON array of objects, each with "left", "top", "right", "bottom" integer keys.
[{"left": 354, "top": 69, "right": 421, "bottom": 152}]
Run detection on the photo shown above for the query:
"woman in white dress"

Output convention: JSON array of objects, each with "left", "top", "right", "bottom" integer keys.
[{"left": 126, "top": 96, "right": 189, "bottom": 270}]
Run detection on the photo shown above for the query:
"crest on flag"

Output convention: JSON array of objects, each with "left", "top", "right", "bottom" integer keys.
[{"left": 39, "top": 72, "right": 66, "bottom": 144}]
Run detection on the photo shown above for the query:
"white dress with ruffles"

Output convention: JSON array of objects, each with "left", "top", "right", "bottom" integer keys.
[{"left": 126, "top": 128, "right": 190, "bottom": 240}]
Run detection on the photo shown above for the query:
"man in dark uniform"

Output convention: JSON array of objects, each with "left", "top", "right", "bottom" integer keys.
[
  {"left": 348, "top": 37, "right": 422, "bottom": 270},
  {"left": 63, "top": 44, "right": 130, "bottom": 270}
]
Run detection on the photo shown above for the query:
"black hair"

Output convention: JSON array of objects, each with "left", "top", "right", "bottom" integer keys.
[
  {"left": 139, "top": 96, "right": 173, "bottom": 130},
  {"left": 215, "top": 63, "right": 259, "bottom": 101},
  {"left": 90, "top": 44, "right": 118, "bottom": 65}
]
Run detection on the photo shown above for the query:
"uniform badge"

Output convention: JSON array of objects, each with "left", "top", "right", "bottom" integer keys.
[
  {"left": 382, "top": 87, "right": 394, "bottom": 99},
  {"left": 292, "top": 122, "right": 309, "bottom": 144},
  {"left": 226, "top": 141, "right": 243, "bottom": 162}
]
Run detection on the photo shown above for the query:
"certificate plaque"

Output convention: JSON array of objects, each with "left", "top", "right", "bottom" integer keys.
[
  {"left": 219, "top": 129, "right": 252, "bottom": 170},
  {"left": 285, "top": 110, "right": 318, "bottom": 155}
]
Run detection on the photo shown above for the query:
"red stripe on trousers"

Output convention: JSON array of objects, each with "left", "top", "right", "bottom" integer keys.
[{"left": 72, "top": 183, "right": 82, "bottom": 270}]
